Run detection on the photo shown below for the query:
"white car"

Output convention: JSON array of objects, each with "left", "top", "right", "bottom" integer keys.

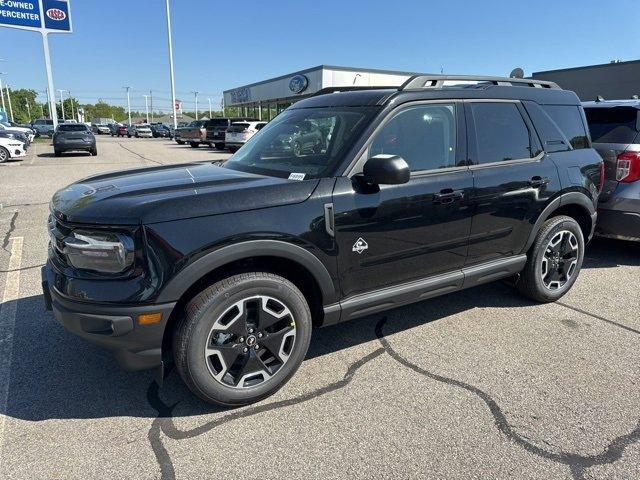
[
  {"left": 0, "top": 136, "right": 27, "bottom": 163},
  {"left": 0, "top": 122, "right": 35, "bottom": 142},
  {"left": 92, "top": 124, "right": 111, "bottom": 135},
  {"left": 225, "top": 121, "right": 267, "bottom": 152},
  {"left": 128, "top": 124, "right": 153, "bottom": 138}
]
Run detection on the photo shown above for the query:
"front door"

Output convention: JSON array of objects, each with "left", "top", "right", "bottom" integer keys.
[{"left": 332, "top": 102, "right": 474, "bottom": 299}]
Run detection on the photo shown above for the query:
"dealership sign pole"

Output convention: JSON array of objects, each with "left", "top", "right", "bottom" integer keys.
[{"left": 0, "top": 0, "right": 72, "bottom": 129}]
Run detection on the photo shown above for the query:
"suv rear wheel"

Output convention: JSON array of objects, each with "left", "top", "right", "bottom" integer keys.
[
  {"left": 174, "top": 272, "right": 312, "bottom": 406},
  {"left": 0, "top": 146, "right": 9, "bottom": 163},
  {"left": 517, "top": 215, "right": 584, "bottom": 302}
]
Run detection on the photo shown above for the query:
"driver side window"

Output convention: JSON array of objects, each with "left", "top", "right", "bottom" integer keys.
[{"left": 369, "top": 103, "right": 457, "bottom": 172}]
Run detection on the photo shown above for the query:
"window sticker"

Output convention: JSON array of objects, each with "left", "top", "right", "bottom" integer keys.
[{"left": 288, "top": 173, "right": 306, "bottom": 181}]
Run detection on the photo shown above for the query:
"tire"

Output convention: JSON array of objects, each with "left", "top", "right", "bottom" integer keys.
[
  {"left": 189, "top": 142, "right": 199, "bottom": 148},
  {"left": 214, "top": 143, "right": 224, "bottom": 150},
  {"left": 174, "top": 272, "right": 312, "bottom": 406},
  {"left": 0, "top": 146, "right": 8, "bottom": 163},
  {"left": 228, "top": 146, "right": 238, "bottom": 153},
  {"left": 90, "top": 147, "right": 98, "bottom": 156},
  {"left": 516, "top": 215, "right": 584, "bottom": 303},
  {"left": 128, "top": 134, "right": 131, "bottom": 138},
  {"left": 54, "top": 149, "right": 62, "bottom": 157},
  {"left": 176, "top": 140, "right": 185, "bottom": 145}
]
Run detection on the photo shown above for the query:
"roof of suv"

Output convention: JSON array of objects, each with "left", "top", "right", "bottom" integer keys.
[{"left": 292, "top": 75, "right": 581, "bottom": 109}]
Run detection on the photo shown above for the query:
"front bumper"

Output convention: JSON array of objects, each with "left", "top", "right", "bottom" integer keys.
[
  {"left": 42, "top": 264, "right": 175, "bottom": 372},
  {"left": 8, "top": 145, "right": 26, "bottom": 158}
]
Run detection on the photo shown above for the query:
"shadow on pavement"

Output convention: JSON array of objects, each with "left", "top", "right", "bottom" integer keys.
[
  {"left": 583, "top": 237, "right": 640, "bottom": 269},
  {"left": 38, "top": 152, "right": 92, "bottom": 158}
]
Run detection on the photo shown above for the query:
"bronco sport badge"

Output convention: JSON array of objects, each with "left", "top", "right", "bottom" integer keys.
[{"left": 352, "top": 237, "right": 368, "bottom": 254}]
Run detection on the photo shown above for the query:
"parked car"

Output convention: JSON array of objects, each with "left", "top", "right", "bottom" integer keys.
[
  {"left": 179, "top": 119, "right": 208, "bottom": 147},
  {"left": 92, "top": 123, "right": 111, "bottom": 135},
  {"left": 108, "top": 123, "right": 121, "bottom": 136},
  {"left": 0, "top": 136, "right": 27, "bottom": 163},
  {"left": 43, "top": 75, "right": 603, "bottom": 406},
  {"left": 0, "top": 130, "right": 30, "bottom": 147},
  {"left": 225, "top": 121, "right": 267, "bottom": 152},
  {"left": 206, "top": 117, "right": 258, "bottom": 150},
  {"left": 583, "top": 99, "right": 640, "bottom": 241},
  {"left": 32, "top": 119, "right": 55, "bottom": 137},
  {"left": 173, "top": 122, "right": 192, "bottom": 145},
  {"left": 53, "top": 123, "right": 97, "bottom": 157},
  {"left": 0, "top": 121, "right": 35, "bottom": 142},
  {"left": 151, "top": 124, "right": 172, "bottom": 138},
  {"left": 115, "top": 125, "right": 128, "bottom": 137},
  {"left": 128, "top": 124, "right": 153, "bottom": 138}
]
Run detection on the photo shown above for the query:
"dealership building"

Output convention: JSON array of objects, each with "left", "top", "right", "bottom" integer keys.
[
  {"left": 532, "top": 59, "right": 640, "bottom": 101},
  {"left": 223, "top": 65, "right": 423, "bottom": 120}
]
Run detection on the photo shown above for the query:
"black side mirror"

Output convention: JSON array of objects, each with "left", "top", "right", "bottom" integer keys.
[{"left": 362, "top": 154, "right": 410, "bottom": 185}]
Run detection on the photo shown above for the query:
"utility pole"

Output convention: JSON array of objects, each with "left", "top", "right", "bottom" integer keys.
[
  {"left": 192, "top": 91, "right": 199, "bottom": 120},
  {"left": 123, "top": 86, "right": 131, "bottom": 125},
  {"left": 5, "top": 82, "right": 13, "bottom": 122},
  {"left": 68, "top": 91, "right": 75, "bottom": 121},
  {"left": 207, "top": 97, "right": 212, "bottom": 118},
  {"left": 0, "top": 74, "right": 6, "bottom": 116},
  {"left": 57, "top": 89, "right": 66, "bottom": 121},
  {"left": 149, "top": 90, "right": 154, "bottom": 122},
  {"left": 165, "top": 0, "right": 178, "bottom": 131},
  {"left": 143, "top": 94, "right": 150, "bottom": 123}
]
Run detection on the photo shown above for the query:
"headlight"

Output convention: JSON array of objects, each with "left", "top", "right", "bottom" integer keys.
[{"left": 63, "top": 230, "right": 134, "bottom": 273}]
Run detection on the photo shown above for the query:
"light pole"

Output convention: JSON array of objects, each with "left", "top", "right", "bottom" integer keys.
[
  {"left": 149, "top": 90, "right": 154, "bottom": 122},
  {"left": 57, "top": 89, "right": 67, "bottom": 121},
  {"left": 192, "top": 91, "right": 199, "bottom": 120},
  {"left": 25, "top": 100, "right": 31, "bottom": 121},
  {"left": 165, "top": 0, "right": 178, "bottom": 131},
  {"left": 68, "top": 91, "right": 75, "bottom": 121},
  {"left": 143, "top": 94, "right": 150, "bottom": 123},
  {"left": 0, "top": 73, "right": 6, "bottom": 117},
  {"left": 5, "top": 82, "right": 14, "bottom": 122},
  {"left": 207, "top": 97, "right": 212, "bottom": 118},
  {"left": 123, "top": 86, "right": 132, "bottom": 125}
]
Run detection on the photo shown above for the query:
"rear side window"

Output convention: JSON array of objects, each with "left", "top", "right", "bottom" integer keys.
[
  {"left": 370, "top": 103, "right": 457, "bottom": 172},
  {"left": 542, "top": 105, "right": 589, "bottom": 149},
  {"left": 584, "top": 107, "right": 639, "bottom": 144},
  {"left": 470, "top": 102, "right": 533, "bottom": 164}
]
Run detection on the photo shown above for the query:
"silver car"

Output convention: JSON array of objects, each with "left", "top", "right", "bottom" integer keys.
[{"left": 583, "top": 100, "right": 640, "bottom": 241}]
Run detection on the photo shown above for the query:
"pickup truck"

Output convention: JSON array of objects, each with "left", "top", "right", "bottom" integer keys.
[
  {"left": 181, "top": 118, "right": 259, "bottom": 149},
  {"left": 179, "top": 120, "right": 208, "bottom": 148}
]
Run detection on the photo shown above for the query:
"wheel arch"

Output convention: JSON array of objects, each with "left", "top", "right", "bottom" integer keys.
[{"left": 522, "top": 192, "right": 596, "bottom": 253}]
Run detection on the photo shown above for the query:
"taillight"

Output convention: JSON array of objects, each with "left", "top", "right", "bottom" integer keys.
[{"left": 616, "top": 151, "right": 640, "bottom": 182}]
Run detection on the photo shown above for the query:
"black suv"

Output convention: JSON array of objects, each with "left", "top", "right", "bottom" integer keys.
[{"left": 43, "top": 75, "right": 603, "bottom": 406}]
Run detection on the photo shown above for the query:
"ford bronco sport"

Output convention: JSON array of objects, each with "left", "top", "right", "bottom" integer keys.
[{"left": 43, "top": 75, "right": 603, "bottom": 406}]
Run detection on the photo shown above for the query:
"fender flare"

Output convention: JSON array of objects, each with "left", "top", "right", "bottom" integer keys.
[
  {"left": 522, "top": 192, "right": 596, "bottom": 253},
  {"left": 156, "top": 240, "right": 336, "bottom": 304}
]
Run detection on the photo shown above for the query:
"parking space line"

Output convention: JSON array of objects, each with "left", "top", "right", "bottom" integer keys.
[
  {"left": 0, "top": 237, "right": 24, "bottom": 469},
  {"left": 557, "top": 301, "right": 640, "bottom": 335}
]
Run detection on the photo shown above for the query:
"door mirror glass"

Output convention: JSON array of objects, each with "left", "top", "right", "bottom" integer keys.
[{"left": 362, "top": 154, "right": 410, "bottom": 185}]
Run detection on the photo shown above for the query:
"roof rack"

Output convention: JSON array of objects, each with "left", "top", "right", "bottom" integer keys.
[
  {"left": 400, "top": 75, "right": 560, "bottom": 90},
  {"left": 311, "top": 86, "right": 399, "bottom": 97}
]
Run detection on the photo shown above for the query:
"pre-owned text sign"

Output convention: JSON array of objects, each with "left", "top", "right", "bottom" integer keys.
[{"left": 0, "top": 0, "right": 71, "bottom": 32}]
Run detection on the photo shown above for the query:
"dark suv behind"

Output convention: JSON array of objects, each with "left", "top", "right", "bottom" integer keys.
[
  {"left": 206, "top": 117, "right": 257, "bottom": 150},
  {"left": 43, "top": 75, "right": 603, "bottom": 406},
  {"left": 583, "top": 100, "right": 640, "bottom": 241}
]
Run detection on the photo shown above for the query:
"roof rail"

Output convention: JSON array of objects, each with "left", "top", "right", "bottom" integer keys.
[
  {"left": 312, "top": 86, "right": 399, "bottom": 97},
  {"left": 400, "top": 75, "right": 560, "bottom": 90}
]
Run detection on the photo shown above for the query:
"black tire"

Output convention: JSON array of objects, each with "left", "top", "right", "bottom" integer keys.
[
  {"left": 0, "top": 146, "right": 8, "bottom": 163},
  {"left": 54, "top": 149, "right": 62, "bottom": 157},
  {"left": 173, "top": 272, "right": 312, "bottom": 406},
  {"left": 90, "top": 147, "right": 98, "bottom": 156},
  {"left": 516, "top": 215, "right": 584, "bottom": 303},
  {"left": 189, "top": 142, "right": 199, "bottom": 148},
  {"left": 128, "top": 134, "right": 131, "bottom": 138},
  {"left": 214, "top": 143, "right": 224, "bottom": 150},
  {"left": 176, "top": 140, "right": 185, "bottom": 145}
]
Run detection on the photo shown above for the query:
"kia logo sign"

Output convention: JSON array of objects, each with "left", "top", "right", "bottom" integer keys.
[
  {"left": 289, "top": 75, "right": 309, "bottom": 94},
  {"left": 46, "top": 8, "right": 67, "bottom": 21}
]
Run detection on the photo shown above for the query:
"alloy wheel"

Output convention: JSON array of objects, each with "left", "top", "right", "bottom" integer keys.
[
  {"left": 541, "top": 230, "right": 579, "bottom": 290},
  {"left": 204, "top": 295, "right": 296, "bottom": 389},
  {"left": 0, "top": 148, "right": 7, "bottom": 163}
]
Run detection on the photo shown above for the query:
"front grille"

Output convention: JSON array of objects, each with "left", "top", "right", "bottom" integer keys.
[{"left": 47, "top": 214, "right": 71, "bottom": 265}]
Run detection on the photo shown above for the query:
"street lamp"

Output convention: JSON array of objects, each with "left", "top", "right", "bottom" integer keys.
[
  {"left": 165, "top": 0, "right": 178, "bottom": 131},
  {"left": 143, "top": 94, "right": 150, "bottom": 123},
  {"left": 5, "top": 80, "right": 14, "bottom": 122},
  {"left": 68, "top": 91, "right": 75, "bottom": 121},
  {"left": 207, "top": 97, "right": 212, "bottom": 118},
  {"left": 57, "top": 89, "right": 67, "bottom": 121},
  {"left": 123, "top": 86, "right": 132, "bottom": 125},
  {"left": 0, "top": 73, "right": 6, "bottom": 117},
  {"left": 192, "top": 91, "right": 199, "bottom": 120}
]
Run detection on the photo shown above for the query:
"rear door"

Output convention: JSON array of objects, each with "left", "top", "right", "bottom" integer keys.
[
  {"left": 583, "top": 106, "right": 640, "bottom": 201},
  {"left": 465, "top": 100, "right": 560, "bottom": 265}
]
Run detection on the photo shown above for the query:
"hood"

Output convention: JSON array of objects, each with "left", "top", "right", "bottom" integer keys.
[{"left": 51, "top": 162, "right": 319, "bottom": 225}]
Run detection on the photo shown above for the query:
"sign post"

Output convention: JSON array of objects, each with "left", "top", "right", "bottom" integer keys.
[{"left": 0, "top": 0, "right": 72, "bottom": 129}]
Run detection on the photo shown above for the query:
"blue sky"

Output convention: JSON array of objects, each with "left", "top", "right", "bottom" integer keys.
[{"left": 1, "top": 0, "right": 639, "bottom": 113}]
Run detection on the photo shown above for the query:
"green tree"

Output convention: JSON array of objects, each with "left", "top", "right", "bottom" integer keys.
[{"left": 5, "top": 88, "right": 38, "bottom": 123}]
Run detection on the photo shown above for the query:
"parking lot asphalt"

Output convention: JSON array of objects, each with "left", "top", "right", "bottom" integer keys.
[{"left": 0, "top": 136, "right": 638, "bottom": 480}]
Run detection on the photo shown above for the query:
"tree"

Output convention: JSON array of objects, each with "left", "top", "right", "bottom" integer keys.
[{"left": 5, "top": 88, "right": 38, "bottom": 123}]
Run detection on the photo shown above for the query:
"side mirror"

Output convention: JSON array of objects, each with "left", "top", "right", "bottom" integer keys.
[{"left": 362, "top": 154, "right": 410, "bottom": 185}]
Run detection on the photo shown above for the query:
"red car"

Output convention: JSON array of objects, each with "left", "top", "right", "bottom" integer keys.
[{"left": 115, "top": 126, "right": 128, "bottom": 137}]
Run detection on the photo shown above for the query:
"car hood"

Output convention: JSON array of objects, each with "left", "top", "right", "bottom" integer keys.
[{"left": 50, "top": 162, "right": 319, "bottom": 225}]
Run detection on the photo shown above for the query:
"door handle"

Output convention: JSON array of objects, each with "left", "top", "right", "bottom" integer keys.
[
  {"left": 528, "top": 176, "right": 550, "bottom": 188},
  {"left": 433, "top": 189, "right": 464, "bottom": 204}
]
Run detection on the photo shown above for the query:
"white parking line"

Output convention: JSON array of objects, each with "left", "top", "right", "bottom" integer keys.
[{"left": 0, "top": 237, "right": 23, "bottom": 471}]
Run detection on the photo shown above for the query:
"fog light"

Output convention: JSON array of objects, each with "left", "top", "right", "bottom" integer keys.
[{"left": 138, "top": 312, "right": 162, "bottom": 325}]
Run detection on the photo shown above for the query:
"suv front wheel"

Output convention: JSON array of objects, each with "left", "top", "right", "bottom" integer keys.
[
  {"left": 517, "top": 215, "right": 584, "bottom": 302},
  {"left": 174, "top": 272, "right": 312, "bottom": 406}
]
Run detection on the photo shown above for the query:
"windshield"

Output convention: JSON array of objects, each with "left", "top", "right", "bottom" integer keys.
[
  {"left": 58, "top": 124, "right": 89, "bottom": 132},
  {"left": 223, "top": 107, "right": 377, "bottom": 179},
  {"left": 584, "top": 107, "right": 639, "bottom": 144}
]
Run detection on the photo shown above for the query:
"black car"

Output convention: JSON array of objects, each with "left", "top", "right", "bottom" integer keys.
[
  {"left": 43, "top": 75, "right": 602, "bottom": 406},
  {"left": 582, "top": 100, "right": 640, "bottom": 241},
  {"left": 151, "top": 124, "right": 172, "bottom": 138},
  {"left": 53, "top": 123, "right": 97, "bottom": 157}
]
